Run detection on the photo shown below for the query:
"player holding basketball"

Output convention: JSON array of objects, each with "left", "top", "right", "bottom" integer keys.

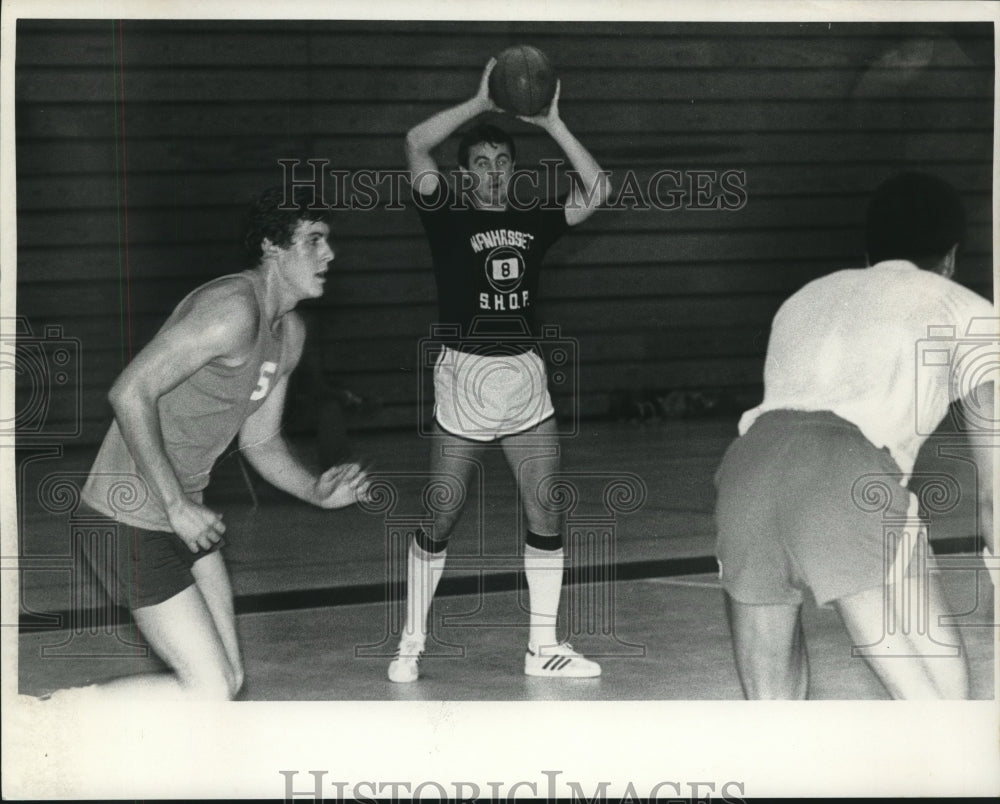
[
  {"left": 714, "top": 172, "right": 996, "bottom": 699},
  {"left": 64, "top": 186, "right": 370, "bottom": 701},
  {"left": 389, "top": 58, "right": 611, "bottom": 681}
]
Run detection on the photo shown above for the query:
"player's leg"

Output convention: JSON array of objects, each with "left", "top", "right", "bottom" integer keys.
[
  {"left": 53, "top": 585, "right": 239, "bottom": 702},
  {"left": 414, "top": 424, "right": 481, "bottom": 633},
  {"left": 502, "top": 417, "right": 600, "bottom": 677},
  {"left": 724, "top": 593, "right": 808, "bottom": 699},
  {"left": 389, "top": 425, "right": 479, "bottom": 682},
  {"left": 783, "top": 414, "right": 971, "bottom": 699},
  {"left": 190, "top": 550, "right": 244, "bottom": 695},
  {"left": 125, "top": 586, "right": 240, "bottom": 699},
  {"left": 50, "top": 521, "right": 237, "bottom": 701},
  {"left": 782, "top": 414, "right": 972, "bottom": 698},
  {"left": 834, "top": 573, "right": 969, "bottom": 699},
  {"left": 714, "top": 412, "right": 814, "bottom": 698},
  {"left": 501, "top": 416, "right": 561, "bottom": 650}
]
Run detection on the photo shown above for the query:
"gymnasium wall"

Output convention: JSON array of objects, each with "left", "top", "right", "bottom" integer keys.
[{"left": 14, "top": 20, "right": 995, "bottom": 446}]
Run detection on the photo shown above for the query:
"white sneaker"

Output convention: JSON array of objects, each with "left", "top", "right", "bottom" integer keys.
[
  {"left": 388, "top": 637, "right": 425, "bottom": 683},
  {"left": 524, "top": 642, "right": 601, "bottom": 678}
]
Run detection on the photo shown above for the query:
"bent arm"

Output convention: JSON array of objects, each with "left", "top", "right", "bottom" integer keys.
[
  {"left": 238, "top": 372, "right": 327, "bottom": 504},
  {"left": 517, "top": 82, "right": 611, "bottom": 226},
  {"left": 109, "top": 283, "right": 255, "bottom": 546},
  {"left": 960, "top": 381, "right": 996, "bottom": 555},
  {"left": 406, "top": 58, "right": 497, "bottom": 196},
  {"left": 238, "top": 312, "right": 368, "bottom": 509},
  {"left": 952, "top": 315, "right": 997, "bottom": 556},
  {"left": 552, "top": 120, "right": 611, "bottom": 226}
]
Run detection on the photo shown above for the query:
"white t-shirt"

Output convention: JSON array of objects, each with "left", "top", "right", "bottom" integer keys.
[{"left": 739, "top": 260, "right": 996, "bottom": 477}]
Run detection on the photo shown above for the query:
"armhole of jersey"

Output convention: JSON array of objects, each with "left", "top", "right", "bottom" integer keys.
[
  {"left": 205, "top": 272, "right": 264, "bottom": 370},
  {"left": 416, "top": 183, "right": 452, "bottom": 219},
  {"left": 543, "top": 194, "right": 572, "bottom": 239},
  {"left": 279, "top": 311, "right": 306, "bottom": 375},
  {"left": 164, "top": 272, "right": 258, "bottom": 341}
]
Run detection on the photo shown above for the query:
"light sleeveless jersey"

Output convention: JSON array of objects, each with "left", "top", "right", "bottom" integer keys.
[{"left": 81, "top": 270, "right": 286, "bottom": 531}]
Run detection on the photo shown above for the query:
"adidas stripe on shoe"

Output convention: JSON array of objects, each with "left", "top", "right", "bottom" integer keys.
[
  {"left": 524, "top": 642, "right": 601, "bottom": 678},
  {"left": 388, "top": 638, "right": 425, "bottom": 683}
]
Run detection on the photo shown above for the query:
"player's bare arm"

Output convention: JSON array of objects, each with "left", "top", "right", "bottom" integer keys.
[
  {"left": 960, "top": 380, "right": 996, "bottom": 557},
  {"left": 952, "top": 331, "right": 996, "bottom": 557},
  {"left": 238, "top": 311, "right": 370, "bottom": 509},
  {"left": 108, "top": 279, "right": 258, "bottom": 551},
  {"left": 405, "top": 57, "right": 499, "bottom": 196},
  {"left": 517, "top": 80, "right": 611, "bottom": 227}
]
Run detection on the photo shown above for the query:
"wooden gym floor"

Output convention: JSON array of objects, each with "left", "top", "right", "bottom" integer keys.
[{"left": 15, "top": 419, "right": 996, "bottom": 701}]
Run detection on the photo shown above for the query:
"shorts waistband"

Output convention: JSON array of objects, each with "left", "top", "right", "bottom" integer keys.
[
  {"left": 752, "top": 409, "right": 862, "bottom": 434},
  {"left": 741, "top": 408, "right": 904, "bottom": 486},
  {"left": 441, "top": 343, "right": 538, "bottom": 357}
]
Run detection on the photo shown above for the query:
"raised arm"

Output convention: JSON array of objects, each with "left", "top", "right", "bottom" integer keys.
[
  {"left": 518, "top": 81, "right": 611, "bottom": 226},
  {"left": 238, "top": 311, "right": 369, "bottom": 509},
  {"left": 405, "top": 58, "right": 499, "bottom": 196},
  {"left": 108, "top": 281, "right": 256, "bottom": 551}
]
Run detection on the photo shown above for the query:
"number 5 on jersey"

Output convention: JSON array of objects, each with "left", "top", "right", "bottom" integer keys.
[{"left": 250, "top": 361, "right": 278, "bottom": 401}]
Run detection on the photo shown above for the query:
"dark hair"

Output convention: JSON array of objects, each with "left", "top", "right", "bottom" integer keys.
[
  {"left": 244, "top": 185, "right": 331, "bottom": 260},
  {"left": 457, "top": 124, "right": 516, "bottom": 168},
  {"left": 865, "top": 172, "right": 965, "bottom": 268}
]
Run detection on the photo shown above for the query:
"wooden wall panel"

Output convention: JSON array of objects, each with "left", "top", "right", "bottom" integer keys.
[{"left": 13, "top": 20, "right": 994, "bottom": 445}]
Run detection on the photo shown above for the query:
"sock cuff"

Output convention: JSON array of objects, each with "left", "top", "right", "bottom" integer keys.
[
  {"left": 414, "top": 527, "right": 448, "bottom": 555},
  {"left": 525, "top": 531, "right": 563, "bottom": 551}
]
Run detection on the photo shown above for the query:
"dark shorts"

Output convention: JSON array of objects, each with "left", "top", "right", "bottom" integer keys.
[
  {"left": 714, "top": 410, "right": 921, "bottom": 606},
  {"left": 77, "top": 505, "right": 223, "bottom": 610}
]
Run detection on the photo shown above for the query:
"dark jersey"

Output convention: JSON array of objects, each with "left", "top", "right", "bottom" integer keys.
[{"left": 417, "top": 186, "right": 569, "bottom": 353}]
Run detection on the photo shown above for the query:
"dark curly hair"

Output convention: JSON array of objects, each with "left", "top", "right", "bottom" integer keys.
[
  {"left": 457, "top": 124, "right": 516, "bottom": 169},
  {"left": 244, "top": 185, "right": 331, "bottom": 261},
  {"left": 865, "top": 172, "right": 965, "bottom": 269}
]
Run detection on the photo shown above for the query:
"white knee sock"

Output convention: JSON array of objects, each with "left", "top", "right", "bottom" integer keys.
[
  {"left": 524, "top": 544, "right": 564, "bottom": 651},
  {"left": 403, "top": 541, "right": 446, "bottom": 643}
]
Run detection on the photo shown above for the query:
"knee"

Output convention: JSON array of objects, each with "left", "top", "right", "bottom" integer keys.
[
  {"left": 425, "top": 471, "right": 468, "bottom": 527},
  {"left": 230, "top": 663, "right": 245, "bottom": 698},
  {"left": 428, "top": 505, "right": 463, "bottom": 539},
  {"left": 187, "top": 679, "right": 234, "bottom": 702},
  {"left": 414, "top": 526, "right": 450, "bottom": 555},
  {"left": 521, "top": 497, "right": 561, "bottom": 536},
  {"left": 179, "top": 663, "right": 239, "bottom": 701},
  {"left": 936, "top": 658, "right": 970, "bottom": 700},
  {"left": 431, "top": 508, "right": 459, "bottom": 532},
  {"left": 524, "top": 515, "right": 561, "bottom": 538}
]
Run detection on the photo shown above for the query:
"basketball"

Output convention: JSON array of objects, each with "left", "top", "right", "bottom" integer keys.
[{"left": 488, "top": 45, "right": 557, "bottom": 116}]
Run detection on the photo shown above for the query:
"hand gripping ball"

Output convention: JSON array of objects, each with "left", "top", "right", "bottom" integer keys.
[{"left": 488, "top": 45, "right": 557, "bottom": 116}]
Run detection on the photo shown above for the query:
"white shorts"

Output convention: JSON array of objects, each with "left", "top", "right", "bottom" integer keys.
[{"left": 433, "top": 346, "right": 555, "bottom": 441}]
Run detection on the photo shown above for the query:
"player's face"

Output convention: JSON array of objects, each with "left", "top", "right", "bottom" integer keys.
[
  {"left": 277, "top": 220, "right": 335, "bottom": 300},
  {"left": 463, "top": 142, "right": 514, "bottom": 210}
]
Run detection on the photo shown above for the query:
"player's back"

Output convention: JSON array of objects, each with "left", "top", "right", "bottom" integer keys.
[{"left": 745, "top": 260, "right": 994, "bottom": 475}]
